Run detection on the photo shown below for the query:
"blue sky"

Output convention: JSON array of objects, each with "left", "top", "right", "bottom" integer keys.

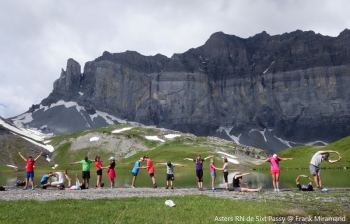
[{"left": 0, "top": 0, "right": 349, "bottom": 118}]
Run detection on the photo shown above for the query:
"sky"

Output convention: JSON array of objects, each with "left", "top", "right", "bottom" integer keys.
[{"left": 0, "top": 0, "right": 349, "bottom": 118}]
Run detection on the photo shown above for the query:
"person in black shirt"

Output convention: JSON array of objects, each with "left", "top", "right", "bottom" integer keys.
[{"left": 233, "top": 172, "right": 262, "bottom": 192}]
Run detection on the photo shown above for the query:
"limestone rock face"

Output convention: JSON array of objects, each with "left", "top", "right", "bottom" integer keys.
[{"left": 29, "top": 29, "right": 350, "bottom": 147}]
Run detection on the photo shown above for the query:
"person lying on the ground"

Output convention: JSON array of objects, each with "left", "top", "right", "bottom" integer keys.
[
  {"left": 295, "top": 174, "right": 314, "bottom": 191},
  {"left": 63, "top": 170, "right": 85, "bottom": 190},
  {"left": 15, "top": 180, "right": 26, "bottom": 187},
  {"left": 233, "top": 172, "right": 262, "bottom": 192}
]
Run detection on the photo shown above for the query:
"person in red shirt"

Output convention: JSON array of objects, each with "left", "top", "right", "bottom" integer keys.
[
  {"left": 18, "top": 151, "right": 43, "bottom": 190},
  {"left": 95, "top": 156, "right": 103, "bottom": 188},
  {"left": 143, "top": 156, "right": 157, "bottom": 188}
]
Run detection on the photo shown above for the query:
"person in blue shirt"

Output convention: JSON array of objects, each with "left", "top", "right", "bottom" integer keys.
[
  {"left": 131, "top": 157, "right": 146, "bottom": 188},
  {"left": 40, "top": 172, "right": 56, "bottom": 189}
]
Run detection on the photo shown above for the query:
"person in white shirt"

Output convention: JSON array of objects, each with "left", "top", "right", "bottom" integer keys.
[{"left": 309, "top": 150, "right": 341, "bottom": 189}]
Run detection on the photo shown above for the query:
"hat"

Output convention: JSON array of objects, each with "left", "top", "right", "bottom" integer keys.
[
  {"left": 165, "top": 200, "right": 176, "bottom": 207},
  {"left": 272, "top": 154, "right": 277, "bottom": 158},
  {"left": 109, "top": 156, "right": 115, "bottom": 160}
]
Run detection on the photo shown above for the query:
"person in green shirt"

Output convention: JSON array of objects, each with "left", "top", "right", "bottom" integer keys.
[{"left": 69, "top": 156, "right": 93, "bottom": 189}]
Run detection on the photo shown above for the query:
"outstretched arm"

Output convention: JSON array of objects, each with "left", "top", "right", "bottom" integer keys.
[
  {"left": 173, "top": 163, "right": 185, "bottom": 167},
  {"left": 183, "top": 158, "right": 193, "bottom": 161},
  {"left": 18, "top": 152, "right": 27, "bottom": 161},
  {"left": 204, "top": 155, "right": 214, "bottom": 160},
  {"left": 280, "top": 157, "right": 293, "bottom": 161},
  {"left": 69, "top": 161, "right": 80, "bottom": 165},
  {"left": 235, "top": 173, "right": 251, "bottom": 179},
  {"left": 321, "top": 150, "right": 341, "bottom": 157},
  {"left": 328, "top": 157, "right": 342, "bottom": 164},
  {"left": 34, "top": 151, "right": 43, "bottom": 161},
  {"left": 295, "top": 175, "right": 303, "bottom": 184},
  {"left": 212, "top": 165, "right": 223, "bottom": 170},
  {"left": 156, "top": 163, "right": 167, "bottom": 166}
]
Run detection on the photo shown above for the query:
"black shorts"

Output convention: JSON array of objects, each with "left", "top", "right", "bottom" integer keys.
[
  {"left": 166, "top": 174, "right": 174, "bottom": 181},
  {"left": 132, "top": 172, "right": 138, "bottom": 176},
  {"left": 223, "top": 172, "right": 229, "bottom": 183},
  {"left": 196, "top": 170, "right": 203, "bottom": 182},
  {"left": 96, "top": 169, "right": 102, "bottom": 175},
  {"left": 82, "top": 171, "right": 90, "bottom": 179},
  {"left": 40, "top": 181, "right": 48, "bottom": 185},
  {"left": 149, "top": 173, "right": 154, "bottom": 177}
]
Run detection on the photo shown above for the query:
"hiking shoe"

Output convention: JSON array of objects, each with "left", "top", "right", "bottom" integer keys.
[
  {"left": 153, "top": 184, "right": 157, "bottom": 188},
  {"left": 276, "top": 188, "right": 280, "bottom": 192},
  {"left": 32, "top": 187, "right": 35, "bottom": 190},
  {"left": 131, "top": 185, "right": 137, "bottom": 188},
  {"left": 23, "top": 187, "right": 27, "bottom": 190},
  {"left": 171, "top": 187, "right": 174, "bottom": 189},
  {"left": 212, "top": 188, "right": 216, "bottom": 192},
  {"left": 165, "top": 185, "right": 169, "bottom": 189}
]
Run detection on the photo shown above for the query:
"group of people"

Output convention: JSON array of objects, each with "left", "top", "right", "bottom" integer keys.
[
  {"left": 18, "top": 149, "right": 342, "bottom": 192},
  {"left": 262, "top": 150, "right": 342, "bottom": 192}
]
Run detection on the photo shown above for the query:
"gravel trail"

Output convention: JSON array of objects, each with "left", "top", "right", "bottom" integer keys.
[{"left": 1, "top": 186, "right": 349, "bottom": 204}]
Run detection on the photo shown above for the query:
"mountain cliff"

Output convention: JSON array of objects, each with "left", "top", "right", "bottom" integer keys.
[{"left": 11, "top": 29, "right": 350, "bottom": 152}]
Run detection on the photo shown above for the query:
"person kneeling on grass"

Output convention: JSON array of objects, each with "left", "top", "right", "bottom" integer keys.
[
  {"left": 156, "top": 161, "right": 185, "bottom": 189},
  {"left": 233, "top": 172, "right": 262, "bottom": 192},
  {"left": 295, "top": 174, "right": 314, "bottom": 191}
]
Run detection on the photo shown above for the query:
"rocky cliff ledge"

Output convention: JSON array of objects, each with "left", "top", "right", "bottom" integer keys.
[{"left": 26, "top": 29, "right": 350, "bottom": 149}]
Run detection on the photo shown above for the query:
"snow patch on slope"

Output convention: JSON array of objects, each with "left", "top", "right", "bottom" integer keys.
[
  {"left": 217, "top": 126, "right": 240, "bottom": 144},
  {"left": 145, "top": 136, "right": 165, "bottom": 142}
]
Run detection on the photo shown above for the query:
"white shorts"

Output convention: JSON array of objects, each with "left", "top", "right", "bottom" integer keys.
[{"left": 51, "top": 181, "right": 64, "bottom": 185}]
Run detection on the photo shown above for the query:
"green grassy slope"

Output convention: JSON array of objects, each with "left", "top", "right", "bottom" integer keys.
[
  {"left": 46, "top": 124, "right": 267, "bottom": 171},
  {"left": 253, "top": 136, "right": 350, "bottom": 170}
]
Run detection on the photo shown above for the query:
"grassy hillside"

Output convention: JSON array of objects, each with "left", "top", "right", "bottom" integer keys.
[
  {"left": 253, "top": 136, "right": 350, "bottom": 170},
  {"left": 46, "top": 124, "right": 268, "bottom": 171}
]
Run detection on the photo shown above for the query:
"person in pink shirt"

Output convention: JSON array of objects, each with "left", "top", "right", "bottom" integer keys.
[
  {"left": 209, "top": 157, "right": 223, "bottom": 192},
  {"left": 264, "top": 154, "right": 292, "bottom": 192},
  {"left": 18, "top": 151, "right": 43, "bottom": 190}
]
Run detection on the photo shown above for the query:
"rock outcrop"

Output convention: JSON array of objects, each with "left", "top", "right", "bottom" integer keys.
[{"left": 14, "top": 29, "right": 350, "bottom": 151}]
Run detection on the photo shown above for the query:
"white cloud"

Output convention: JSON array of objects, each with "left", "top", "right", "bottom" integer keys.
[{"left": 1, "top": 0, "right": 350, "bottom": 118}]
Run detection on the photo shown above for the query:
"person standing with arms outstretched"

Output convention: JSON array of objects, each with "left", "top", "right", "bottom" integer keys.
[
  {"left": 309, "top": 150, "right": 341, "bottom": 189},
  {"left": 264, "top": 154, "right": 293, "bottom": 192},
  {"left": 18, "top": 151, "right": 43, "bottom": 190},
  {"left": 143, "top": 156, "right": 157, "bottom": 188},
  {"left": 131, "top": 157, "right": 146, "bottom": 188},
  {"left": 69, "top": 156, "right": 93, "bottom": 189},
  {"left": 156, "top": 161, "right": 185, "bottom": 189},
  {"left": 184, "top": 155, "right": 212, "bottom": 191}
]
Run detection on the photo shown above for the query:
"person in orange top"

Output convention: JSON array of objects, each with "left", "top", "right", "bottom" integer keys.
[
  {"left": 143, "top": 156, "right": 157, "bottom": 188},
  {"left": 18, "top": 150, "right": 43, "bottom": 190}
]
